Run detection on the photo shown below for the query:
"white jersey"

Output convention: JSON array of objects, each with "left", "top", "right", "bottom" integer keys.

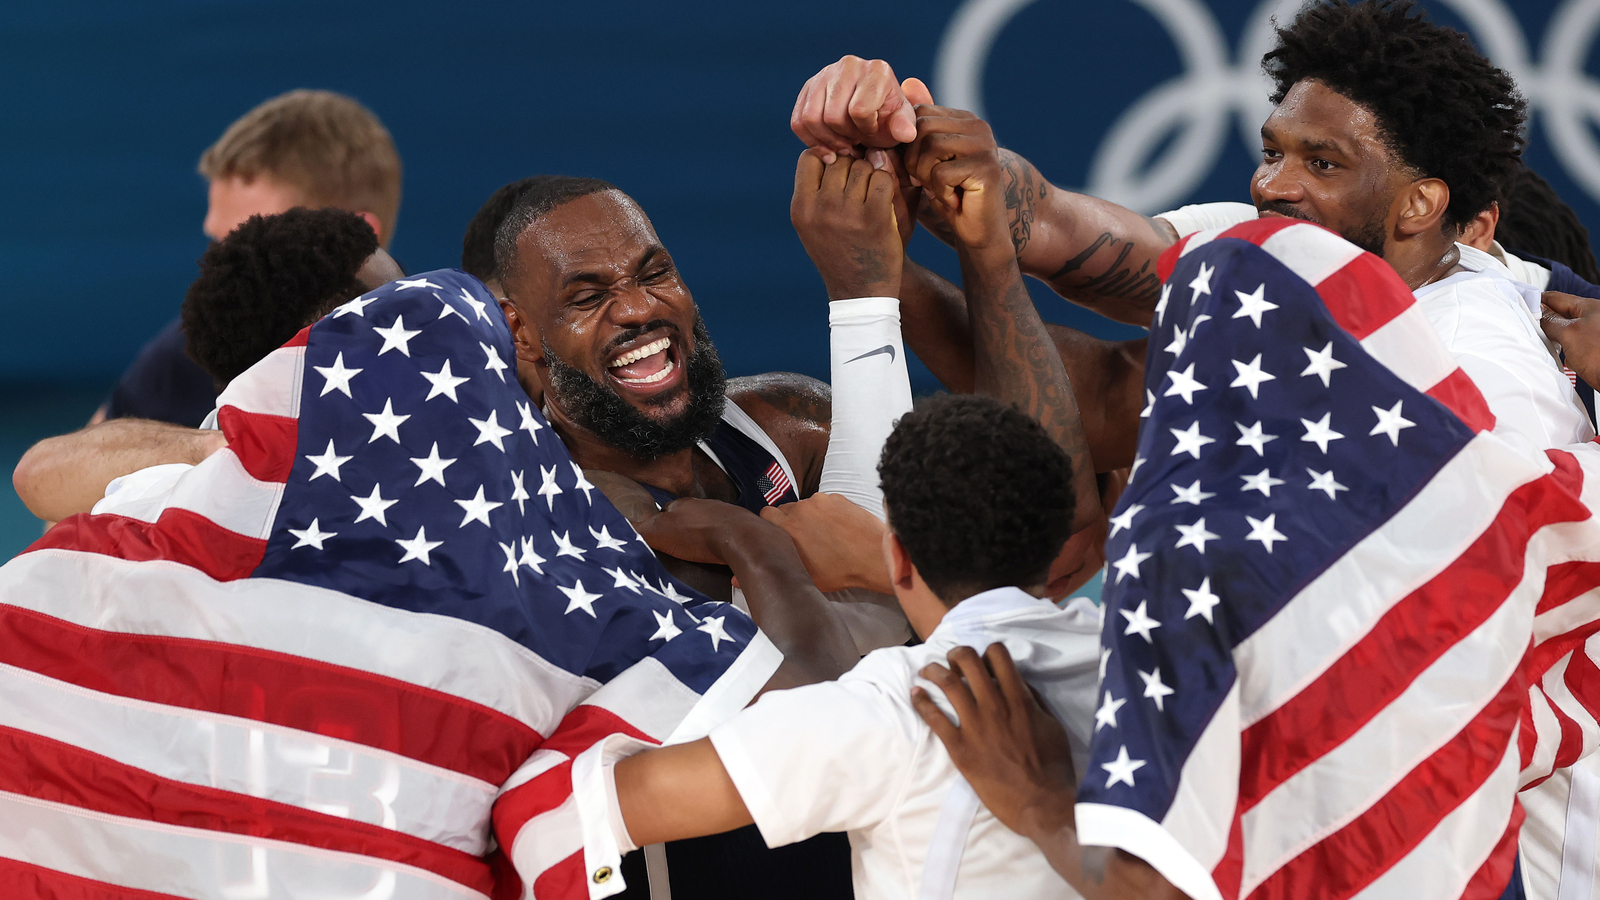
[{"left": 709, "top": 587, "right": 1101, "bottom": 900}]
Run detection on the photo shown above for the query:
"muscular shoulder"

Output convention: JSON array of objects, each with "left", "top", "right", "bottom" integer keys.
[
  {"left": 726, "top": 373, "right": 831, "bottom": 495},
  {"left": 727, "top": 373, "right": 831, "bottom": 427}
]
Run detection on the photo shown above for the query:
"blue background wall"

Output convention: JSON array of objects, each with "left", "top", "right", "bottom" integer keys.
[{"left": 3, "top": 0, "right": 1598, "bottom": 559}]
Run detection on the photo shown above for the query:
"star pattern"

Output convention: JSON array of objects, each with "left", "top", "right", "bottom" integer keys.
[
  {"left": 1240, "top": 469, "right": 1285, "bottom": 497},
  {"left": 1139, "top": 668, "right": 1175, "bottom": 711},
  {"left": 1095, "top": 692, "right": 1127, "bottom": 732},
  {"left": 409, "top": 442, "right": 457, "bottom": 487},
  {"left": 1235, "top": 420, "right": 1277, "bottom": 456},
  {"left": 289, "top": 518, "right": 336, "bottom": 550},
  {"left": 1173, "top": 518, "right": 1220, "bottom": 554},
  {"left": 454, "top": 486, "right": 503, "bottom": 528},
  {"left": 305, "top": 440, "right": 353, "bottom": 482},
  {"left": 589, "top": 526, "right": 628, "bottom": 552},
  {"left": 1120, "top": 601, "right": 1162, "bottom": 642},
  {"left": 420, "top": 359, "right": 470, "bottom": 402},
  {"left": 351, "top": 484, "right": 398, "bottom": 527},
  {"left": 1229, "top": 353, "right": 1276, "bottom": 398},
  {"left": 1102, "top": 745, "right": 1147, "bottom": 788},
  {"left": 1169, "top": 421, "right": 1216, "bottom": 459},
  {"left": 1369, "top": 400, "right": 1415, "bottom": 446},
  {"left": 373, "top": 316, "right": 422, "bottom": 357},
  {"left": 559, "top": 580, "right": 602, "bottom": 617},
  {"left": 571, "top": 463, "right": 597, "bottom": 504},
  {"left": 481, "top": 341, "right": 509, "bottom": 382},
  {"left": 1301, "top": 341, "right": 1347, "bottom": 387},
  {"left": 1245, "top": 514, "right": 1288, "bottom": 553},
  {"left": 363, "top": 399, "right": 410, "bottom": 444},
  {"left": 1111, "top": 543, "right": 1153, "bottom": 583},
  {"left": 314, "top": 352, "right": 363, "bottom": 398},
  {"left": 698, "top": 616, "right": 732, "bottom": 651},
  {"left": 538, "top": 465, "right": 563, "bottom": 510},
  {"left": 649, "top": 609, "right": 682, "bottom": 641},
  {"left": 1307, "top": 467, "right": 1349, "bottom": 500},
  {"left": 1169, "top": 480, "right": 1215, "bottom": 506},
  {"left": 1181, "top": 577, "right": 1221, "bottom": 623},
  {"left": 1232, "top": 283, "right": 1279, "bottom": 327},
  {"left": 1164, "top": 363, "right": 1207, "bottom": 405},
  {"left": 469, "top": 410, "right": 514, "bottom": 451},
  {"left": 1108, "top": 504, "right": 1145, "bottom": 538},
  {"left": 552, "top": 530, "right": 587, "bottom": 560},
  {"left": 1300, "top": 413, "right": 1343, "bottom": 454},
  {"left": 396, "top": 526, "right": 443, "bottom": 565}
]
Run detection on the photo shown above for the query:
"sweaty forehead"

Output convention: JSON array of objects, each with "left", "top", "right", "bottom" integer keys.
[
  {"left": 516, "top": 191, "right": 660, "bottom": 283},
  {"left": 1267, "top": 79, "right": 1395, "bottom": 165}
]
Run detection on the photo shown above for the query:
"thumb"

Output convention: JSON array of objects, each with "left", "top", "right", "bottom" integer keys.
[
  {"left": 903, "top": 76, "right": 934, "bottom": 107},
  {"left": 1542, "top": 309, "right": 1574, "bottom": 344},
  {"left": 1543, "top": 290, "right": 1586, "bottom": 319}
]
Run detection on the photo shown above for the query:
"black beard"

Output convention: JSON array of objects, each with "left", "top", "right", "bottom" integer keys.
[
  {"left": 543, "top": 315, "right": 726, "bottom": 461},
  {"left": 1257, "top": 200, "right": 1386, "bottom": 257}
]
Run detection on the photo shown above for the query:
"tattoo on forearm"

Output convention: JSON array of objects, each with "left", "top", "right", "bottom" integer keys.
[
  {"left": 998, "top": 149, "right": 1038, "bottom": 255},
  {"left": 1045, "top": 231, "right": 1161, "bottom": 305}
]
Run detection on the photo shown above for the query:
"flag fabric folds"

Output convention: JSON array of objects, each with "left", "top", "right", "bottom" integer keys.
[
  {"left": 1077, "top": 219, "right": 1600, "bottom": 900},
  {"left": 0, "top": 269, "right": 778, "bottom": 899}
]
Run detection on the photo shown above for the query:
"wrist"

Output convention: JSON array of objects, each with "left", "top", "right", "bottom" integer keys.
[
  {"left": 958, "top": 243, "right": 1024, "bottom": 287},
  {"left": 822, "top": 274, "right": 902, "bottom": 302},
  {"left": 1016, "top": 795, "right": 1076, "bottom": 844}
]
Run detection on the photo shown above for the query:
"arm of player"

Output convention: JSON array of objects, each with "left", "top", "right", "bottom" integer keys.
[
  {"left": 903, "top": 105, "right": 1101, "bottom": 534},
  {"left": 631, "top": 496, "right": 860, "bottom": 689},
  {"left": 912, "top": 645, "right": 1193, "bottom": 900},
  {"left": 611, "top": 737, "right": 754, "bottom": 847},
  {"left": 790, "top": 57, "right": 1178, "bottom": 326},
  {"left": 13, "top": 419, "right": 227, "bottom": 522}
]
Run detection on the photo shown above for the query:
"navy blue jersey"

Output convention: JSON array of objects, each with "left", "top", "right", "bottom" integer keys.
[
  {"left": 104, "top": 318, "right": 218, "bottom": 428},
  {"left": 643, "top": 410, "right": 800, "bottom": 512}
]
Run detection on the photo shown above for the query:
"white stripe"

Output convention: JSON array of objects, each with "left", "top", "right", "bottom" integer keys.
[
  {"left": 1177, "top": 227, "right": 1225, "bottom": 258},
  {"left": 579, "top": 655, "right": 710, "bottom": 743},
  {"left": 1158, "top": 681, "right": 1240, "bottom": 873},
  {"left": 1359, "top": 305, "right": 1457, "bottom": 395},
  {"left": 1258, "top": 222, "right": 1365, "bottom": 287},
  {"left": 1074, "top": 802, "right": 1223, "bottom": 900},
  {"left": 510, "top": 794, "right": 583, "bottom": 891},
  {"left": 917, "top": 778, "right": 981, "bottom": 900},
  {"left": 1, "top": 550, "right": 594, "bottom": 739},
  {"left": 1525, "top": 683, "right": 1565, "bottom": 789},
  {"left": 0, "top": 789, "right": 485, "bottom": 900},
  {"left": 1235, "top": 433, "right": 1547, "bottom": 725},
  {"left": 0, "top": 662, "right": 495, "bottom": 854},
  {"left": 218, "top": 343, "right": 305, "bottom": 421},
  {"left": 1239, "top": 580, "right": 1531, "bottom": 896},
  {"left": 1352, "top": 734, "right": 1521, "bottom": 899},
  {"left": 164, "top": 448, "right": 285, "bottom": 540},
  {"left": 663, "top": 630, "right": 781, "bottom": 745},
  {"left": 1558, "top": 762, "right": 1600, "bottom": 900},
  {"left": 1534, "top": 584, "right": 1600, "bottom": 650}
]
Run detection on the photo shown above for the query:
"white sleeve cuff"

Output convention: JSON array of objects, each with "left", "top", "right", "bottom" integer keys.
[
  {"left": 570, "top": 733, "right": 657, "bottom": 898},
  {"left": 708, "top": 725, "right": 802, "bottom": 849},
  {"left": 1074, "top": 802, "right": 1224, "bottom": 900},
  {"left": 821, "top": 296, "right": 913, "bottom": 522}
]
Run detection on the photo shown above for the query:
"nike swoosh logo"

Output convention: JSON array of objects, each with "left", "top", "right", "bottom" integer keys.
[{"left": 846, "top": 345, "right": 896, "bottom": 364}]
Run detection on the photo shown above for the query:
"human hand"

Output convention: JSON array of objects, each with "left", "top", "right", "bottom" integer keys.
[
  {"left": 790, "top": 56, "right": 935, "bottom": 160},
  {"left": 792, "top": 150, "right": 905, "bottom": 300},
  {"left": 911, "top": 644, "right": 1077, "bottom": 841},
  {"left": 760, "top": 492, "right": 891, "bottom": 593},
  {"left": 632, "top": 496, "right": 780, "bottom": 568},
  {"left": 902, "top": 105, "right": 1013, "bottom": 264},
  {"left": 1542, "top": 291, "right": 1600, "bottom": 387}
]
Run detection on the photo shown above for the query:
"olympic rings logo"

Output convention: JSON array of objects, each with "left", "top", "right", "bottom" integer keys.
[{"left": 934, "top": 0, "right": 1600, "bottom": 213}]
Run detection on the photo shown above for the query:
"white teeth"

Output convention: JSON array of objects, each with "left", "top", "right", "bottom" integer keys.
[
  {"left": 614, "top": 357, "right": 676, "bottom": 385},
  {"left": 608, "top": 337, "right": 671, "bottom": 368}
]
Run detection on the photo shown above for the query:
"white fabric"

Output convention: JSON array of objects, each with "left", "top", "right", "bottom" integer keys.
[
  {"left": 1488, "top": 240, "right": 1554, "bottom": 290},
  {"left": 820, "top": 296, "right": 913, "bottom": 520},
  {"left": 1412, "top": 244, "right": 1594, "bottom": 454},
  {"left": 93, "top": 463, "right": 193, "bottom": 518},
  {"left": 706, "top": 588, "right": 1101, "bottom": 900},
  {"left": 1155, "top": 202, "right": 1258, "bottom": 239}
]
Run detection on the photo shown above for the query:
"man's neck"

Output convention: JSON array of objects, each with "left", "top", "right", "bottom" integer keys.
[{"left": 1385, "top": 234, "right": 1462, "bottom": 291}]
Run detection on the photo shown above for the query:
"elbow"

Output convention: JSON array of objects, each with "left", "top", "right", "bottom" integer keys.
[{"left": 13, "top": 439, "right": 59, "bottom": 521}]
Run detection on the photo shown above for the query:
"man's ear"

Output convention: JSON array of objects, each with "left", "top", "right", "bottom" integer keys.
[
  {"left": 355, "top": 211, "right": 385, "bottom": 245},
  {"left": 1396, "top": 177, "right": 1451, "bottom": 237},
  {"left": 1459, "top": 201, "right": 1500, "bottom": 252},
  {"left": 500, "top": 300, "right": 544, "bottom": 365},
  {"left": 885, "top": 530, "right": 915, "bottom": 591}
]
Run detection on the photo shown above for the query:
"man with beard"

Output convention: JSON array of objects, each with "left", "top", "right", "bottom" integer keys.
[{"left": 792, "top": 0, "right": 1591, "bottom": 471}]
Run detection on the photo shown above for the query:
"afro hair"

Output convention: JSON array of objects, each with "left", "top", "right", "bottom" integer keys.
[
  {"left": 1263, "top": 0, "right": 1525, "bottom": 230},
  {"left": 182, "top": 206, "right": 377, "bottom": 386},
  {"left": 878, "top": 394, "right": 1075, "bottom": 603}
]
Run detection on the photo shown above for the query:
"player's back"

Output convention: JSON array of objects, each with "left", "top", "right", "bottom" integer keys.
[{"left": 707, "top": 588, "right": 1102, "bottom": 900}]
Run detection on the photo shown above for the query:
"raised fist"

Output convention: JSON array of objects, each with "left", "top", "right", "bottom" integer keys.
[
  {"left": 791, "top": 150, "right": 904, "bottom": 301},
  {"left": 791, "top": 55, "right": 934, "bottom": 161},
  {"left": 903, "top": 105, "right": 1011, "bottom": 262}
]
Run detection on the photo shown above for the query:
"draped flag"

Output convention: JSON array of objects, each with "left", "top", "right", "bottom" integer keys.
[
  {"left": 1077, "top": 218, "right": 1600, "bottom": 900},
  {"left": 0, "top": 269, "right": 778, "bottom": 899}
]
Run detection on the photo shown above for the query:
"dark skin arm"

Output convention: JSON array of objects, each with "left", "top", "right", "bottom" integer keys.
[
  {"left": 590, "top": 471, "right": 857, "bottom": 690},
  {"left": 727, "top": 373, "right": 832, "bottom": 501},
  {"left": 913, "top": 645, "right": 1192, "bottom": 900},
  {"left": 901, "top": 105, "right": 1100, "bottom": 533},
  {"left": 899, "top": 260, "right": 1147, "bottom": 473},
  {"left": 791, "top": 59, "right": 1179, "bottom": 327},
  {"left": 1541, "top": 291, "right": 1600, "bottom": 387}
]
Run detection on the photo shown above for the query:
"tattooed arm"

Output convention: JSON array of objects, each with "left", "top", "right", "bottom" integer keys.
[
  {"left": 903, "top": 105, "right": 1100, "bottom": 532},
  {"left": 919, "top": 149, "right": 1176, "bottom": 327}
]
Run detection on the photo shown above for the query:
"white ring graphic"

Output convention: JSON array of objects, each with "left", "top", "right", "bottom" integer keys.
[{"left": 934, "top": 0, "right": 1600, "bottom": 212}]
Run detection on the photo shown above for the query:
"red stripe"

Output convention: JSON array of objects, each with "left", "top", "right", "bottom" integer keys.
[
  {"left": 0, "top": 604, "right": 542, "bottom": 784},
  {"left": 1239, "top": 455, "right": 1589, "bottom": 810},
  {"left": 1309, "top": 250, "right": 1415, "bottom": 340},
  {"left": 1459, "top": 802, "right": 1524, "bottom": 900},
  {"left": 1537, "top": 561, "right": 1600, "bottom": 616},
  {"left": 1559, "top": 651, "right": 1600, "bottom": 768},
  {"left": 0, "top": 857, "right": 189, "bottom": 900},
  {"left": 492, "top": 706, "right": 659, "bottom": 849},
  {"left": 1247, "top": 671, "right": 1523, "bottom": 900},
  {"left": 1518, "top": 697, "right": 1541, "bottom": 773},
  {"left": 28, "top": 509, "right": 267, "bottom": 582},
  {"left": 285, "top": 325, "right": 311, "bottom": 348},
  {"left": 1156, "top": 234, "right": 1196, "bottom": 283},
  {"left": 1425, "top": 368, "right": 1498, "bottom": 434},
  {"left": 532, "top": 851, "right": 588, "bottom": 900},
  {"left": 217, "top": 406, "right": 298, "bottom": 484},
  {"left": 0, "top": 725, "right": 494, "bottom": 894},
  {"left": 1546, "top": 680, "right": 1586, "bottom": 772},
  {"left": 1211, "top": 809, "right": 1245, "bottom": 900}
]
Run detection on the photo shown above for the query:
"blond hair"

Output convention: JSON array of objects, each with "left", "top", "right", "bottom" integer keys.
[{"left": 199, "top": 90, "right": 402, "bottom": 246}]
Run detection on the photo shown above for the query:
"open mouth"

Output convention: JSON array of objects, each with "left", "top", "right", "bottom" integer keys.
[{"left": 606, "top": 335, "right": 680, "bottom": 390}]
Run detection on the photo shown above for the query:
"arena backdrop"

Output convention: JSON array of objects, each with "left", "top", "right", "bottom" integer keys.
[{"left": 2, "top": 0, "right": 1599, "bottom": 554}]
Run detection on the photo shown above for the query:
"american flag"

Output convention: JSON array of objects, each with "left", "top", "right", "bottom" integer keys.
[
  {"left": 757, "top": 460, "right": 794, "bottom": 506},
  {"left": 1077, "top": 219, "right": 1600, "bottom": 900},
  {"left": 1, "top": 269, "right": 778, "bottom": 899}
]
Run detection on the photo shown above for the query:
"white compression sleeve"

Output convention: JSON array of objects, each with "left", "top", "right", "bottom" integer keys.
[
  {"left": 819, "top": 297, "right": 916, "bottom": 655},
  {"left": 819, "top": 297, "right": 914, "bottom": 519}
]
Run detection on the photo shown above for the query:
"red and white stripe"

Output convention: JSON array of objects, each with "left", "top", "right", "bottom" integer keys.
[
  {"left": 762, "top": 461, "right": 793, "bottom": 506},
  {"left": 1110, "top": 219, "right": 1600, "bottom": 899}
]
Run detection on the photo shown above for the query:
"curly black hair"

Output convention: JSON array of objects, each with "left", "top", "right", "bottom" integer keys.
[
  {"left": 182, "top": 207, "right": 377, "bottom": 386},
  {"left": 1263, "top": 0, "right": 1525, "bottom": 230},
  {"left": 492, "top": 176, "right": 620, "bottom": 285},
  {"left": 1496, "top": 166, "right": 1600, "bottom": 284},
  {"left": 878, "top": 394, "right": 1075, "bottom": 604},
  {"left": 461, "top": 176, "right": 561, "bottom": 282}
]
